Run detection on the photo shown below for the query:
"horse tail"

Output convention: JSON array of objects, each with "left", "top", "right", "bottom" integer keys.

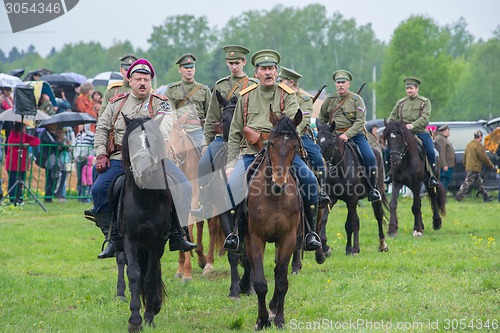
[
  {"left": 138, "top": 247, "right": 166, "bottom": 309},
  {"left": 381, "top": 191, "right": 390, "bottom": 224},
  {"left": 212, "top": 216, "right": 226, "bottom": 256}
]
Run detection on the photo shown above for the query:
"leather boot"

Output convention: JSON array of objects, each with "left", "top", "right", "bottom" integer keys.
[
  {"left": 368, "top": 170, "right": 381, "bottom": 202},
  {"left": 428, "top": 164, "right": 439, "bottom": 188},
  {"left": 95, "top": 211, "right": 116, "bottom": 259},
  {"left": 304, "top": 203, "right": 321, "bottom": 251},
  {"left": 169, "top": 209, "right": 197, "bottom": 252},
  {"left": 317, "top": 170, "right": 331, "bottom": 208},
  {"left": 220, "top": 210, "right": 239, "bottom": 251},
  {"left": 84, "top": 205, "right": 96, "bottom": 222}
]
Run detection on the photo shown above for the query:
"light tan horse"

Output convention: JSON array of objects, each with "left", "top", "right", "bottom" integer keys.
[{"left": 166, "top": 112, "right": 208, "bottom": 282}]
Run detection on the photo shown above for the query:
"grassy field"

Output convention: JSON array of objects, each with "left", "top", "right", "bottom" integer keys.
[{"left": 0, "top": 195, "right": 498, "bottom": 333}]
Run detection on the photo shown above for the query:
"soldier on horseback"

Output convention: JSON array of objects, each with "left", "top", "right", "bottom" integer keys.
[
  {"left": 318, "top": 70, "right": 382, "bottom": 202},
  {"left": 222, "top": 49, "right": 322, "bottom": 252},
  {"left": 84, "top": 58, "right": 196, "bottom": 259},
  {"left": 386, "top": 77, "right": 439, "bottom": 188}
]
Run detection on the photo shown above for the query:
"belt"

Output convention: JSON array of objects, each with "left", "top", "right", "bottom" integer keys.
[
  {"left": 336, "top": 127, "right": 349, "bottom": 133},
  {"left": 260, "top": 132, "right": 270, "bottom": 141}
]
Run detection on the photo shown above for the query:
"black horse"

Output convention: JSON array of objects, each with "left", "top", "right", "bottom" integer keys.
[
  {"left": 382, "top": 120, "right": 446, "bottom": 237},
  {"left": 316, "top": 120, "right": 389, "bottom": 255},
  {"left": 120, "top": 116, "right": 174, "bottom": 332}
]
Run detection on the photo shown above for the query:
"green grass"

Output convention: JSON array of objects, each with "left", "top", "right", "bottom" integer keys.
[{"left": 0, "top": 195, "right": 498, "bottom": 333}]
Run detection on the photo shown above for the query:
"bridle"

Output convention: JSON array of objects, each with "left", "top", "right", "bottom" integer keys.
[
  {"left": 387, "top": 130, "right": 408, "bottom": 161},
  {"left": 317, "top": 129, "right": 346, "bottom": 171},
  {"left": 266, "top": 120, "right": 299, "bottom": 186}
]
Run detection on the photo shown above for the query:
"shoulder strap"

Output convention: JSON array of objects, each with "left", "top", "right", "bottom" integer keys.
[
  {"left": 328, "top": 93, "right": 351, "bottom": 124},
  {"left": 226, "top": 77, "right": 248, "bottom": 100},
  {"left": 177, "top": 83, "right": 203, "bottom": 108},
  {"left": 398, "top": 99, "right": 406, "bottom": 122}
]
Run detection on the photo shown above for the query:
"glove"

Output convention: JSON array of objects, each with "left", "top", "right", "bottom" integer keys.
[{"left": 95, "top": 154, "right": 110, "bottom": 173}]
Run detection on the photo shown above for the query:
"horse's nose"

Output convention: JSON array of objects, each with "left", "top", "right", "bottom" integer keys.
[{"left": 271, "top": 183, "right": 283, "bottom": 195}]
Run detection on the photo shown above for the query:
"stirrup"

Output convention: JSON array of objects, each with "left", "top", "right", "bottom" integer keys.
[
  {"left": 368, "top": 189, "right": 381, "bottom": 202},
  {"left": 428, "top": 176, "right": 439, "bottom": 188},
  {"left": 224, "top": 233, "right": 240, "bottom": 252},
  {"left": 304, "top": 232, "right": 321, "bottom": 251}
]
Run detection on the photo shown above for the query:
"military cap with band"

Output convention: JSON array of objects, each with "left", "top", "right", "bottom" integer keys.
[
  {"left": 332, "top": 70, "right": 352, "bottom": 82},
  {"left": 403, "top": 77, "right": 421, "bottom": 86},
  {"left": 127, "top": 58, "right": 155, "bottom": 79},
  {"left": 279, "top": 66, "right": 302, "bottom": 81},
  {"left": 176, "top": 53, "right": 197, "bottom": 68},
  {"left": 251, "top": 49, "right": 281, "bottom": 67},
  {"left": 119, "top": 54, "right": 138, "bottom": 69},
  {"left": 223, "top": 45, "right": 250, "bottom": 60},
  {"left": 437, "top": 124, "right": 449, "bottom": 132}
]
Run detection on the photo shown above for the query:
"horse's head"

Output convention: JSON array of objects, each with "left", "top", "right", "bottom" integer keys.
[
  {"left": 383, "top": 120, "right": 409, "bottom": 168},
  {"left": 267, "top": 108, "right": 302, "bottom": 195},
  {"left": 216, "top": 90, "right": 237, "bottom": 142},
  {"left": 316, "top": 120, "right": 343, "bottom": 164},
  {"left": 122, "top": 115, "right": 166, "bottom": 188}
]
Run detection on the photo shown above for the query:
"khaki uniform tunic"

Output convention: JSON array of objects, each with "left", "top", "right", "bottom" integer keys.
[
  {"left": 166, "top": 81, "right": 211, "bottom": 132},
  {"left": 204, "top": 75, "right": 258, "bottom": 144},
  {"left": 94, "top": 93, "right": 173, "bottom": 160},
  {"left": 318, "top": 92, "right": 366, "bottom": 139},
  {"left": 388, "top": 95, "right": 431, "bottom": 133},
  {"left": 227, "top": 83, "right": 298, "bottom": 167}
]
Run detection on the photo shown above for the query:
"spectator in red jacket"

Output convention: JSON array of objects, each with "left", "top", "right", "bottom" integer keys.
[{"left": 5, "top": 122, "right": 40, "bottom": 205}]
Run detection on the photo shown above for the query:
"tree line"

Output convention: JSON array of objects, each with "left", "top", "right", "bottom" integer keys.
[{"left": 1, "top": 4, "right": 499, "bottom": 121}]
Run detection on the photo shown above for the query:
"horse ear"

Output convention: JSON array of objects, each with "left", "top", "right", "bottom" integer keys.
[
  {"left": 383, "top": 118, "right": 388, "bottom": 126},
  {"left": 215, "top": 90, "right": 227, "bottom": 108},
  {"left": 269, "top": 104, "right": 279, "bottom": 125},
  {"left": 294, "top": 109, "right": 302, "bottom": 127},
  {"left": 330, "top": 120, "right": 336, "bottom": 132},
  {"left": 122, "top": 113, "right": 132, "bottom": 126}
]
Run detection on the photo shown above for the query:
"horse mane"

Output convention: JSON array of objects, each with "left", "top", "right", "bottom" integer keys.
[
  {"left": 271, "top": 114, "right": 299, "bottom": 137},
  {"left": 383, "top": 121, "right": 419, "bottom": 154}
]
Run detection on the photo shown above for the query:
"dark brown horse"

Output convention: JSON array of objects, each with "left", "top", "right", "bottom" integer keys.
[
  {"left": 120, "top": 116, "right": 174, "bottom": 332},
  {"left": 316, "top": 120, "right": 389, "bottom": 255},
  {"left": 382, "top": 120, "right": 446, "bottom": 237},
  {"left": 245, "top": 109, "right": 303, "bottom": 330}
]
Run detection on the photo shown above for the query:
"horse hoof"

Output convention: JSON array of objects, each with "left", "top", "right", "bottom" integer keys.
[
  {"left": 202, "top": 263, "right": 214, "bottom": 275},
  {"left": 197, "top": 257, "right": 207, "bottom": 270},
  {"left": 128, "top": 322, "right": 142, "bottom": 333},
  {"left": 182, "top": 276, "right": 193, "bottom": 283},
  {"left": 412, "top": 230, "right": 423, "bottom": 237},
  {"left": 291, "top": 269, "right": 300, "bottom": 275},
  {"left": 388, "top": 232, "right": 398, "bottom": 238},
  {"left": 114, "top": 295, "right": 127, "bottom": 302},
  {"left": 315, "top": 253, "right": 326, "bottom": 265},
  {"left": 378, "top": 246, "right": 389, "bottom": 252},
  {"left": 324, "top": 247, "right": 332, "bottom": 258},
  {"left": 174, "top": 272, "right": 183, "bottom": 279},
  {"left": 228, "top": 295, "right": 241, "bottom": 300}
]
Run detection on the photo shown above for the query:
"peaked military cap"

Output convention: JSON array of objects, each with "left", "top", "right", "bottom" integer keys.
[
  {"left": 437, "top": 124, "right": 449, "bottom": 132},
  {"left": 223, "top": 45, "right": 250, "bottom": 60},
  {"left": 332, "top": 70, "right": 352, "bottom": 82},
  {"left": 403, "top": 77, "right": 421, "bottom": 86},
  {"left": 279, "top": 66, "right": 302, "bottom": 81},
  {"left": 176, "top": 53, "right": 196, "bottom": 68},
  {"left": 127, "top": 58, "right": 155, "bottom": 78},
  {"left": 119, "top": 54, "right": 138, "bottom": 68},
  {"left": 251, "top": 49, "right": 281, "bottom": 67}
]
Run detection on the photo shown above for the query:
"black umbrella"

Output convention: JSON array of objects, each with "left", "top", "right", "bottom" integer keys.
[
  {"left": 38, "top": 112, "right": 97, "bottom": 128},
  {"left": 40, "top": 74, "right": 80, "bottom": 87}
]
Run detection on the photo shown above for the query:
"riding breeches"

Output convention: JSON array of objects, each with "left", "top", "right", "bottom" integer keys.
[
  {"left": 350, "top": 133, "right": 376, "bottom": 173},
  {"left": 301, "top": 135, "right": 325, "bottom": 175},
  {"left": 91, "top": 160, "right": 125, "bottom": 213},
  {"left": 415, "top": 132, "right": 436, "bottom": 165}
]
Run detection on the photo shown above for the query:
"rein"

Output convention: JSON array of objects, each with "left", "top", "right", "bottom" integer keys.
[
  {"left": 318, "top": 130, "right": 346, "bottom": 170},
  {"left": 388, "top": 130, "right": 409, "bottom": 160},
  {"left": 266, "top": 120, "right": 299, "bottom": 184}
]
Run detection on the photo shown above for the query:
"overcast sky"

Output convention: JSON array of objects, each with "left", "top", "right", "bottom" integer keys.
[{"left": 0, "top": 0, "right": 498, "bottom": 57}]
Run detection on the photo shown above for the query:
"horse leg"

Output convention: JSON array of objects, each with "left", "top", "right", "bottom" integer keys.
[
  {"left": 239, "top": 250, "right": 253, "bottom": 295},
  {"left": 428, "top": 184, "right": 444, "bottom": 230},
  {"left": 143, "top": 249, "right": 165, "bottom": 328},
  {"left": 315, "top": 208, "right": 326, "bottom": 264},
  {"left": 246, "top": 238, "right": 270, "bottom": 331},
  {"left": 195, "top": 219, "right": 207, "bottom": 269},
  {"left": 227, "top": 251, "right": 242, "bottom": 299},
  {"left": 346, "top": 201, "right": 360, "bottom": 255},
  {"left": 388, "top": 183, "right": 402, "bottom": 237},
  {"left": 320, "top": 208, "right": 332, "bottom": 257},
  {"left": 175, "top": 252, "right": 184, "bottom": 278},
  {"left": 116, "top": 251, "right": 127, "bottom": 301},
  {"left": 371, "top": 201, "right": 388, "bottom": 252},
  {"left": 411, "top": 193, "right": 424, "bottom": 237},
  {"left": 181, "top": 224, "right": 194, "bottom": 282},
  {"left": 123, "top": 237, "right": 142, "bottom": 333},
  {"left": 270, "top": 233, "right": 295, "bottom": 329},
  {"left": 291, "top": 234, "right": 302, "bottom": 274},
  {"left": 203, "top": 217, "right": 219, "bottom": 275}
]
